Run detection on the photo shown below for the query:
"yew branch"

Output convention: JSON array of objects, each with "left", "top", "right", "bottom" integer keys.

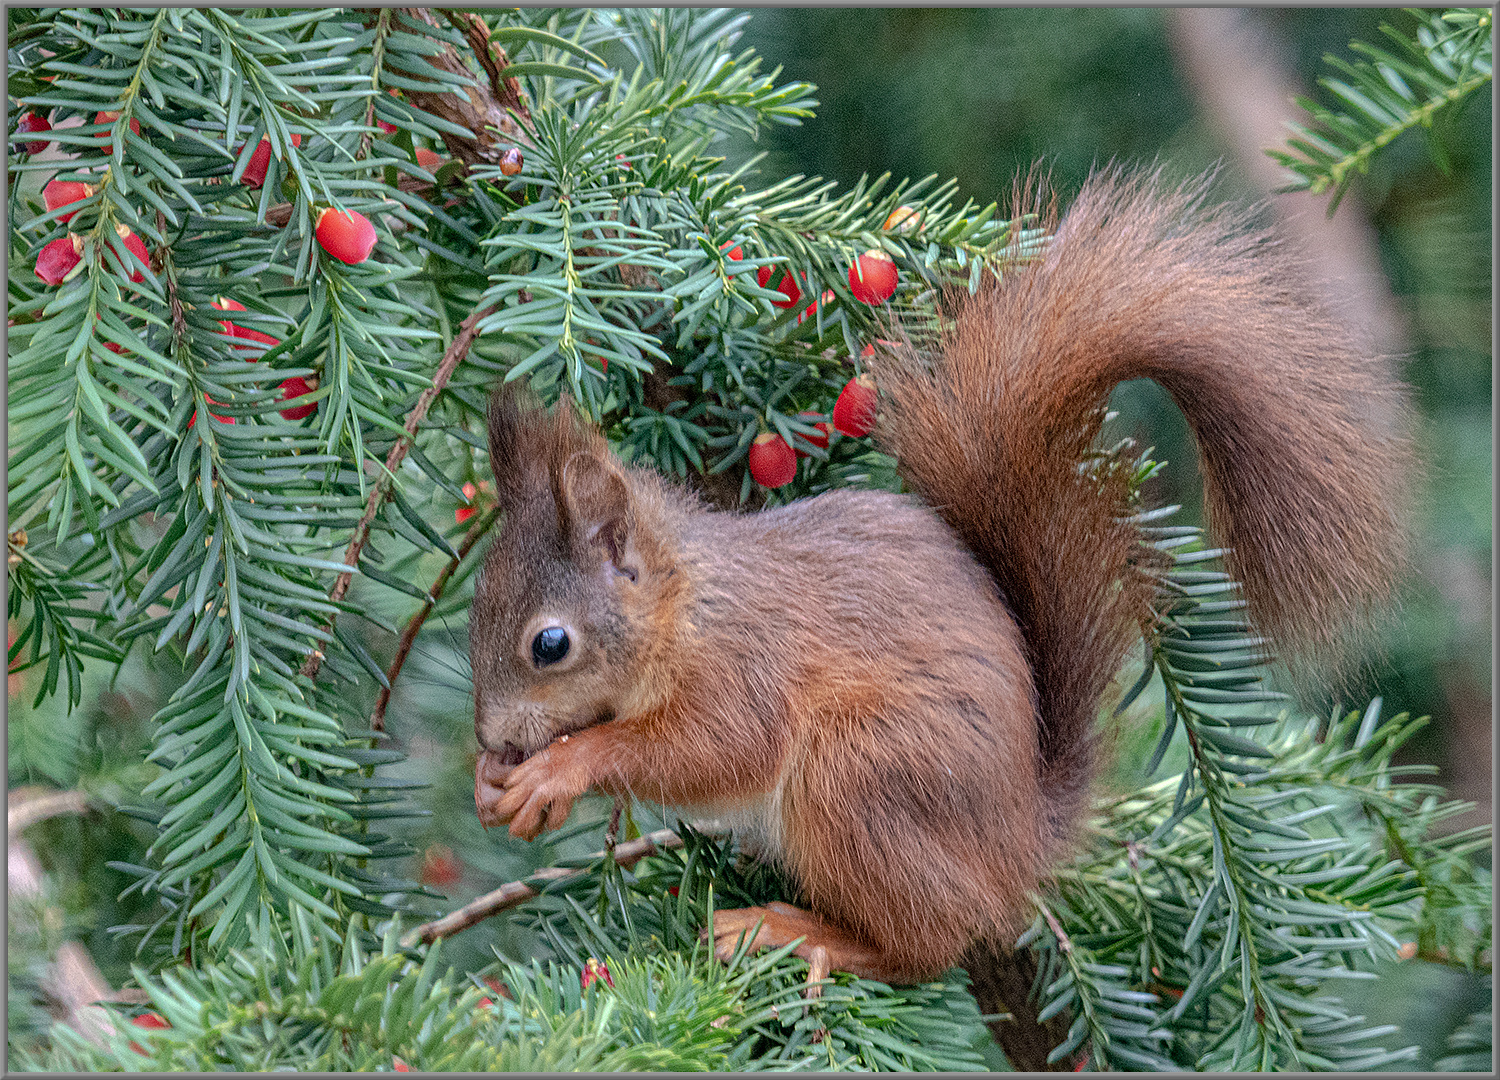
[
  {"left": 299, "top": 302, "right": 495, "bottom": 681},
  {"left": 402, "top": 829, "right": 684, "bottom": 947},
  {"left": 370, "top": 502, "right": 501, "bottom": 731}
]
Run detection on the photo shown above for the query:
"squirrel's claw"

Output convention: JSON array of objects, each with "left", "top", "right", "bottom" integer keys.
[{"left": 703, "top": 903, "right": 908, "bottom": 984}]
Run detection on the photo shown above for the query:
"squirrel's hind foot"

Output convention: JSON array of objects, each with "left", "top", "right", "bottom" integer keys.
[{"left": 702, "top": 902, "right": 915, "bottom": 984}]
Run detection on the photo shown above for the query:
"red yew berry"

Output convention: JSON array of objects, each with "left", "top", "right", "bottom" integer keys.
[
  {"left": 377, "top": 119, "right": 398, "bottom": 136},
  {"left": 188, "top": 397, "right": 233, "bottom": 429},
  {"left": 95, "top": 110, "right": 141, "bottom": 152},
  {"left": 43, "top": 179, "right": 93, "bottom": 223},
  {"left": 315, "top": 207, "right": 377, "bottom": 264},
  {"left": 393, "top": 1056, "right": 411, "bottom": 1072},
  {"left": 581, "top": 958, "right": 614, "bottom": 990},
  {"left": 882, "top": 204, "right": 921, "bottom": 234},
  {"left": 748, "top": 432, "right": 797, "bottom": 488},
  {"left": 848, "top": 250, "right": 897, "bottom": 305},
  {"left": 415, "top": 147, "right": 443, "bottom": 171},
  {"left": 419, "top": 844, "right": 463, "bottom": 887},
  {"left": 831, "top": 373, "right": 877, "bottom": 437},
  {"left": 278, "top": 377, "right": 317, "bottom": 420},
  {"left": 455, "top": 481, "right": 477, "bottom": 524},
  {"left": 241, "top": 133, "right": 301, "bottom": 188},
  {"left": 35, "top": 236, "right": 82, "bottom": 285},
  {"left": 756, "top": 263, "right": 803, "bottom": 309},
  {"left": 499, "top": 147, "right": 524, "bottom": 177},
  {"left": 115, "top": 227, "right": 149, "bottom": 283},
  {"left": 16, "top": 112, "right": 51, "bottom": 154},
  {"left": 211, "top": 298, "right": 280, "bottom": 351},
  {"left": 128, "top": 1012, "right": 170, "bottom": 1055},
  {"left": 668, "top": 885, "right": 680, "bottom": 897},
  {"left": 719, "top": 241, "right": 743, "bottom": 261},
  {"left": 797, "top": 288, "right": 835, "bottom": 325},
  {"left": 793, "top": 411, "right": 832, "bottom": 457},
  {"left": 210, "top": 296, "right": 247, "bottom": 336}
]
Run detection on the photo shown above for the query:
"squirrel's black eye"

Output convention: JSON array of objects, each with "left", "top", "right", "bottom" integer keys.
[{"left": 531, "top": 626, "right": 570, "bottom": 667}]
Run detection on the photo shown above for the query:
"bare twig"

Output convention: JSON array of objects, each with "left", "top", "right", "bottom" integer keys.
[
  {"left": 300, "top": 302, "right": 495, "bottom": 681},
  {"left": 370, "top": 503, "right": 501, "bottom": 731},
  {"left": 802, "top": 944, "right": 829, "bottom": 1013},
  {"left": 8, "top": 787, "right": 90, "bottom": 837},
  {"left": 402, "top": 828, "right": 682, "bottom": 947},
  {"left": 1036, "top": 897, "right": 1072, "bottom": 954}
]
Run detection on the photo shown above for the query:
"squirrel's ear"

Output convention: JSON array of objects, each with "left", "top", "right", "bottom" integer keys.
[{"left": 559, "top": 451, "right": 633, "bottom": 567}]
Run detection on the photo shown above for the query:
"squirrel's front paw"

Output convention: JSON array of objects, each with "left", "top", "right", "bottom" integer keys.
[{"left": 481, "top": 739, "right": 591, "bottom": 840}]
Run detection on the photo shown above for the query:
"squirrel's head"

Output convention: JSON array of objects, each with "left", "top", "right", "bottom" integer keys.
[{"left": 470, "top": 387, "right": 684, "bottom": 764}]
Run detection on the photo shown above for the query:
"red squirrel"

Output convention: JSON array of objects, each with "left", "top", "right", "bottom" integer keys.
[{"left": 468, "top": 168, "right": 1410, "bottom": 984}]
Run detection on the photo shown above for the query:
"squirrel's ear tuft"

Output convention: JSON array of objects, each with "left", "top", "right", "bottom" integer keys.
[
  {"left": 559, "top": 451, "right": 633, "bottom": 567},
  {"left": 487, "top": 385, "right": 607, "bottom": 512}
]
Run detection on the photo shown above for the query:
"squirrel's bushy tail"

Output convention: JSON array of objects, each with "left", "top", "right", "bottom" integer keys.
[{"left": 879, "top": 167, "right": 1412, "bottom": 837}]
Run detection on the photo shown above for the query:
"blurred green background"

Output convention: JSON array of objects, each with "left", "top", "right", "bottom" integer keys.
[{"left": 9, "top": 6, "right": 1490, "bottom": 1068}]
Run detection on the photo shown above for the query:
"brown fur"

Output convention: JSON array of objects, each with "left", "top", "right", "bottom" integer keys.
[{"left": 469, "top": 168, "right": 1411, "bottom": 984}]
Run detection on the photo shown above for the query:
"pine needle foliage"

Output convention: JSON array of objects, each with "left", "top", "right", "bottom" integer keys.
[
  {"left": 1269, "top": 7, "right": 1492, "bottom": 212},
  {"left": 6, "top": 6, "right": 1490, "bottom": 1072}
]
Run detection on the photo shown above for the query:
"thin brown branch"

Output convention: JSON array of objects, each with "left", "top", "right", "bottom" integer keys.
[
  {"left": 8, "top": 787, "right": 90, "bottom": 837},
  {"left": 299, "top": 302, "right": 496, "bottom": 681},
  {"left": 439, "top": 8, "right": 534, "bottom": 134},
  {"left": 401, "top": 828, "right": 683, "bottom": 947},
  {"left": 370, "top": 502, "right": 501, "bottom": 731},
  {"left": 371, "top": 8, "right": 534, "bottom": 168}
]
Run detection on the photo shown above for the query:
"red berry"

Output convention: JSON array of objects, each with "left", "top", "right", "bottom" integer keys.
[
  {"left": 848, "top": 250, "right": 897, "bottom": 305},
  {"left": 393, "top": 1056, "right": 410, "bottom": 1072},
  {"left": 315, "top": 207, "right": 377, "bottom": 264},
  {"left": 748, "top": 432, "right": 797, "bottom": 488},
  {"left": 419, "top": 844, "right": 463, "bottom": 887},
  {"left": 210, "top": 296, "right": 247, "bottom": 337},
  {"left": 278, "top": 377, "right": 317, "bottom": 420},
  {"left": 756, "top": 264, "right": 803, "bottom": 309},
  {"left": 128, "top": 1012, "right": 169, "bottom": 1055},
  {"left": 209, "top": 296, "right": 278, "bottom": 350},
  {"left": 43, "top": 179, "right": 93, "bottom": 223},
  {"left": 376, "top": 119, "right": 398, "bottom": 136},
  {"left": 499, "top": 147, "right": 524, "bottom": 177},
  {"left": 797, "top": 288, "right": 835, "bottom": 326},
  {"left": 455, "top": 481, "right": 477, "bottom": 524},
  {"left": 188, "top": 397, "right": 233, "bottom": 429},
  {"left": 581, "top": 958, "right": 614, "bottom": 990},
  {"left": 719, "top": 241, "right": 742, "bottom": 261},
  {"left": 16, "top": 112, "right": 51, "bottom": 154},
  {"left": 95, "top": 110, "right": 141, "bottom": 152},
  {"left": 668, "top": 886, "right": 680, "bottom": 897},
  {"left": 793, "top": 411, "right": 832, "bottom": 457},
  {"left": 117, "top": 229, "right": 149, "bottom": 283},
  {"left": 241, "top": 133, "right": 301, "bottom": 188},
  {"left": 831, "top": 373, "right": 877, "bottom": 438},
  {"left": 882, "top": 205, "right": 921, "bottom": 234},
  {"left": 415, "top": 147, "right": 443, "bottom": 171},
  {"left": 35, "top": 236, "right": 82, "bottom": 285}
]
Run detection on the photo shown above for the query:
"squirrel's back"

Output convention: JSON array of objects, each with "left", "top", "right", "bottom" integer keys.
[{"left": 878, "top": 166, "right": 1412, "bottom": 842}]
